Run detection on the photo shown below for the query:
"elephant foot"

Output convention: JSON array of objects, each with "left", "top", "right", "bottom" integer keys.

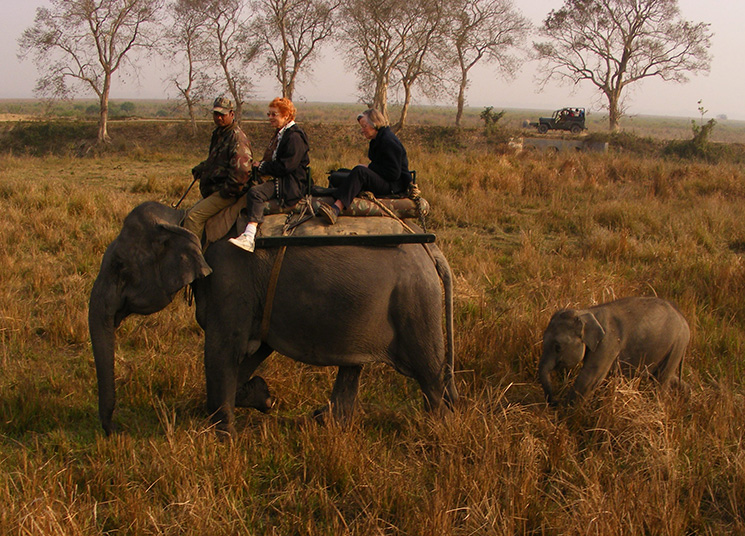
[
  {"left": 102, "top": 421, "right": 118, "bottom": 436},
  {"left": 311, "top": 405, "right": 331, "bottom": 425},
  {"left": 215, "top": 422, "right": 237, "bottom": 440},
  {"left": 314, "top": 365, "right": 360, "bottom": 426},
  {"left": 235, "top": 376, "right": 275, "bottom": 413},
  {"left": 444, "top": 381, "right": 460, "bottom": 409},
  {"left": 544, "top": 392, "right": 560, "bottom": 407},
  {"left": 311, "top": 404, "right": 354, "bottom": 427},
  {"left": 665, "top": 378, "right": 692, "bottom": 401}
]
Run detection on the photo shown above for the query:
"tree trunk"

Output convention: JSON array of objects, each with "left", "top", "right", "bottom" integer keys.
[
  {"left": 607, "top": 91, "right": 621, "bottom": 131},
  {"left": 225, "top": 66, "right": 242, "bottom": 122},
  {"left": 284, "top": 74, "right": 295, "bottom": 101},
  {"left": 97, "top": 75, "right": 112, "bottom": 144},
  {"left": 393, "top": 82, "right": 413, "bottom": 132},
  {"left": 187, "top": 99, "right": 198, "bottom": 137},
  {"left": 185, "top": 51, "right": 198, "bottom": 136},
  {"left": 372, "top": 74, "right": 389, "bottom": 120},
  {"left": 455, "top": 71, "right": 468, "bottom": 128}
]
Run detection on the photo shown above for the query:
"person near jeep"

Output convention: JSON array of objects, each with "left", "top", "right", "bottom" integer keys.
[{"left": 182, "top": 96, "right": 253, "bottom": 242}]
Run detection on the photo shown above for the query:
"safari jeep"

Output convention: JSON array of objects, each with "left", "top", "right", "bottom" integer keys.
[{"left": 530, "top": 107, "right": 586, "bottom": 134}]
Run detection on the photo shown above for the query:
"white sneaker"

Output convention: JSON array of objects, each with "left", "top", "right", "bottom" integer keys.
[{"left": 228, "top": 234, "right": 255, "bottom": 252}]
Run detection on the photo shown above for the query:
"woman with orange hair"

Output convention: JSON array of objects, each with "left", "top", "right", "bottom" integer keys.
[{"left": 230, "top": 97, "right": 310, "bottom": 252}]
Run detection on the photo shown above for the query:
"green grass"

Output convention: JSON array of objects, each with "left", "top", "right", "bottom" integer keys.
[{"left": 0, "top": 122, "right": 744, "bottom": 534}]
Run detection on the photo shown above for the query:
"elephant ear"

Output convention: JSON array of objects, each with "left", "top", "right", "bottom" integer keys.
[
  {"left": 578, "top": 312, "right": 605, "bottom": 352},
  {"left": 156, "top": 223, "right": 212, "bottom": 296}
]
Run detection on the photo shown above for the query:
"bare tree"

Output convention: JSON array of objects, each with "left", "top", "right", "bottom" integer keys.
[
  {"left": 448, "top": 0, "right": 530, "bottom": 127},
  {"left": 390, "top": 0, "right": 447, "bottom": 131},
  {"left": 253, "top": 0, "right": 339, "bottom": 100},
  {"left": 198, "top": 0, "right": 261, "bottom": 119},
  {"left": 165, "top": 0, "right": 213, "bottom": 134},
  {"left": 338, "top": 0, "right": 412, "bottom": 120},
  {"left": 534, "top": 0, "right": 712, "bottom": 130},
  {"left": 18, "top": 0, "right": 163, "bottom": 143}
]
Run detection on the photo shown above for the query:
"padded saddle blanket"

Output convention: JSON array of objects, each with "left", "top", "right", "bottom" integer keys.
[{"left": 205, "top": 195, "right": 428, "bottom": 244}]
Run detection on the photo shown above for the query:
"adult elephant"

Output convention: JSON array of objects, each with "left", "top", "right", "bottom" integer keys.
[{"left": 89, "top": 201, "right": 457, "bottom": 435}]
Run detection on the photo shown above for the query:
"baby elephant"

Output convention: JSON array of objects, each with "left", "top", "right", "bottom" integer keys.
[{"left": 539, "top": 296, "right": 690, "bottom": 405}]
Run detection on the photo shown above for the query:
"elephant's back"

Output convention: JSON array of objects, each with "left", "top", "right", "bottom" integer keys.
[{"left": 599, "top": 296, "right": 690, "bottom": 350}]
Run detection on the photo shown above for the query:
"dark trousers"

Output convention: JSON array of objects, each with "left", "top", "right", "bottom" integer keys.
[
  {"left": 333, "top": 165, "right": 400, "bottom": 208},
  {"left": 246, "top": 180, "right": 277, "bottom": 223},
  {"left": 328, "top": 169, "right": 350, "bottom": 187}
]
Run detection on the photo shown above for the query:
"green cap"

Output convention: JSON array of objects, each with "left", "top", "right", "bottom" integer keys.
[{"left": 212, "top": 96, "right": 234, "bottom": 114}]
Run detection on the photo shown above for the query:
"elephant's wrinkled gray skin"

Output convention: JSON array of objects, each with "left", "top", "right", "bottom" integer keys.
[
  {"left": 538, "top": 296, "right": 690, "bottom": 405},
  {"left": 90, "top": 201, "right": 457, "bottom": 435},
  {"left": 89, "top": 202, "right": 211, "bottom": 434}
]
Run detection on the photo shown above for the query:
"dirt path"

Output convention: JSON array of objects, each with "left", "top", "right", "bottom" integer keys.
[{"left": 0, "top": 114, "right": 34, "bottom": 122}]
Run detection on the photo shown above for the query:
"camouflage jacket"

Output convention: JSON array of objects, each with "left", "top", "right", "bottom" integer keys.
[{"left": 193, "top": 122, "right": 253, "bottom": 198}]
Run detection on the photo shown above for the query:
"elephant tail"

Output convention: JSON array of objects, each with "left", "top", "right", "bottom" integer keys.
[{"left": 432, "top": 246, "right": 458, "bottom": 407}]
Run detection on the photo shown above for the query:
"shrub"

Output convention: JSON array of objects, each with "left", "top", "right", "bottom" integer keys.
[
  {"left": 0, "top": 122, "right": 97, "bottom": 155},
  {"left": 480, "top": 106, "right": 506, "bottom": 135}
]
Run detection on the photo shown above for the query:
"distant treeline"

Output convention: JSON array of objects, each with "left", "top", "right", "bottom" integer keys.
[{"left": 3, "top": 117, "right": 745, "bottom": 166}]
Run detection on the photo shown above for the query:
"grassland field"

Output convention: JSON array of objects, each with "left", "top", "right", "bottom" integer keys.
[
  {"left": 0, "top": 103, "right": 744, "bottom": 534},
  {"left": 2, "top": 98, "right": 745, "bottom": 144}
]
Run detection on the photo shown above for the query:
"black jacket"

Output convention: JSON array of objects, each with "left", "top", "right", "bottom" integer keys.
[
  {"left": 367, "top": 126, "right": 412, "bottom": 191},
  {"left": 258, "top": 124, "right": 310, "bottom": 203}
]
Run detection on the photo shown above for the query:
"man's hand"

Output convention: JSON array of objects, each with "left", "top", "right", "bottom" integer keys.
[{"left": 192, "top": 162, "right": 206, "bottom": 178}]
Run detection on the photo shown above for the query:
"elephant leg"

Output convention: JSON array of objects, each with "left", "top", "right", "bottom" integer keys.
[
  {"left": 444, "top": 373, "right": 459, "bottom": 409},
  {"left": 414, "top": 368, "right": 447, "bottom": 415},
  {"left": 654, "top": 342, "right": 686, "bottom": 387},
  {"left": 653, "top": 343, "right": 691, "bottom": 396},
  {"left": 570, "top": 354, "right": 617, "bottom": 402},
  {"left": 237, "top": 343, "right": 273, "bottom": 385},
  {"left": 235, "top": 343, "right": 274, "bottom": 410},
  {"left": 313, "top": 365, "right": 362, "bottom": 426},
  {"left": 204, "top": 333, "right": 241, "bottom": 436}
]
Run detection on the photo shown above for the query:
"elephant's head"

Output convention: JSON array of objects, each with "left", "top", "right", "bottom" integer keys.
[
  {"left": 88, "top": 202, "right": 212, "bottom": 434},
  {"left": 538, "top": 308, "right": 605, "bottom": 404}
]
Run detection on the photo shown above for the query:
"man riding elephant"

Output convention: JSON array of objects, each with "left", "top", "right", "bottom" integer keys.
[{"left": 182, "top": 96, "right": 253, "bottom": 243}]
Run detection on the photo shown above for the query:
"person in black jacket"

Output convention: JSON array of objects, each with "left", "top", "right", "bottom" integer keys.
[
  {"left": 317, "top": 108, "right": 412, "bottom": 225},
  {"left": 229, "top": 98, "right": 310, "bottom": 252}
]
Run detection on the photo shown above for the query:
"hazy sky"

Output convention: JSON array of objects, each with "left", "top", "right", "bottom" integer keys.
[{"left": 2, "top": 0, "right": 744, "bottom": 120}]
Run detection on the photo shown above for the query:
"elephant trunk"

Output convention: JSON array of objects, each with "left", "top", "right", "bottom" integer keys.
[
  {"left": 538, "top": 355, "right": 557, "bottom": 405},
  {"left": 89, "top": 275, "right": 120, "bottom": 435}
]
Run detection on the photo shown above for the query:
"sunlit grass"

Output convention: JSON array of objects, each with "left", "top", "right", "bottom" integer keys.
[{"left": 0, "top": 128, "right": 744, "bottom": 533}]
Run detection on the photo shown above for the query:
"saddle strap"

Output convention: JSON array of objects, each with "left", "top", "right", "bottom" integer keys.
[
  {"left": 260, "top": 245, "right": 287, "bottom": 342},
  {"left": 260, "top": 200, "right": 314, "bottom": 341}
]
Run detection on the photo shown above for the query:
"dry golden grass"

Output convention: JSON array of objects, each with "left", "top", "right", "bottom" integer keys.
[{"left": 1, "top": 124, "right": 744, "bottom": 534}]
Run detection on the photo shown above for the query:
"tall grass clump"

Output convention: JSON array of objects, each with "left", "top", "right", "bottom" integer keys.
[{"left": 1, "top": 123, "right": 744, "bottom": 533}]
